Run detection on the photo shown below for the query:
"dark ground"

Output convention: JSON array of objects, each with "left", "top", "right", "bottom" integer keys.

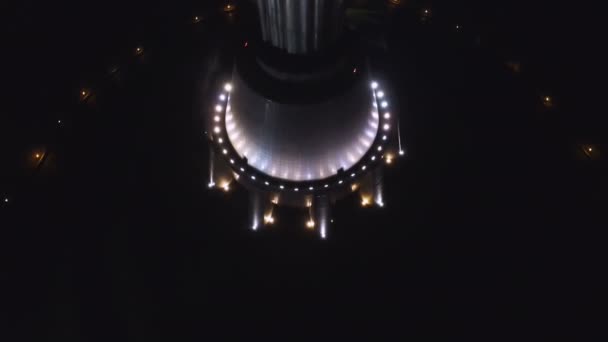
[{"left": 2, "top": 0, "right": 606, "bottom": 340}]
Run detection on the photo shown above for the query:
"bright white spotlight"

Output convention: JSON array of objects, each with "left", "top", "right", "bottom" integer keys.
[
  {"left": 294, "top": 188, "right": 299, "bottom": 192},
  {"left": 208, "top": 182, "right": 215, "bottom": 188},
  {"left": 222, "top": 149, "right": 228, "bottom": 154},
  {"left": 214, "top": 115, "right": 221, "bottom": 122},
  {"left": 381, "top": 101, "right": 388, "bottom": 108},
  {"left": 383, "top": 123, "right": 390, "bottom": 130},
  {"left": 219, "top": 94, "right": 226, "bottom": 101},
  {"left": 279, "top": 185, "right": 284, "bottom": 189},
  {"left": 230, "top": 159, "right": 234, "bottom": 164},
  {"left": 371, "top": 156, "right": 376, "bottom": 161},
  {"left": 371, "top": 81, "right": 378, "bottom": 89},
  {"left": 213, "top": 126, "right": 221, "bottom": 133},
  {"left": 217, "top": 138, "right": 223, "bottom": 143},
  {"left": 264, "top": 181, "right": 269, "bottom": 185},
  {"left": 377, "top": 146, "right": 383, "bottom": 151},
  {"left": 338, "top": 180, "right": 343, "bottom": 184},
  {"left": 399, "top": 150, "right": 405, "bottom": 156},
  {"left": 324, "top": 184, "right": 329, "bottom": 188},
  {"left": 351, "top": 173, "right": 355, "bottom": 177},
  {"left": 215, "top": 105, "right": 223, "bottom": 112},
  {"left": 361, "top": 165, "right": 367, "bottom": 170},
  {"left": 224, "top": 83, "right": 232, "bottom": 92},
  {"left": 251, "top": 175, "right": 256, "bottom": 180},
  {"left": 309, "top": 186, "right": 314, "bottom": 190},
  {"left": 382, "top": 135, "right": 387, "bottom": 140},
  {"left": 377, "top": 91, "right": 384, "bottom": 98},
  {"left": 240, "top": 167, "right": 245, "bottom": 172},
  {"left": 383, "top": 112, "right": 390, "bottom": 119}
]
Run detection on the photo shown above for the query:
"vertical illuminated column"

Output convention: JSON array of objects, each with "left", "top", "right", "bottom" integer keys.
[
  {"left": 249, "top": 191, "right": 264, "bottom": 231},
  {"left": 313, "top": 195, "right": 330, "bottom": 239},
  {"left": 208, "top": 145, "right": 215, "bottom": 187},
  {"left": 372, "top": 167, "right": 385, "bottom": 207}
]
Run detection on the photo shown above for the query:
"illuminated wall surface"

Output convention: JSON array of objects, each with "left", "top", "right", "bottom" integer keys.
[
  {"left": 256, "top": 0, "right": 345, "bottom": 54},
  {"left": 225, "top": 73, "right": 379, "bottom": 182}
]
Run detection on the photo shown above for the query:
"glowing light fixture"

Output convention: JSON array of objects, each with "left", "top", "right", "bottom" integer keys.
[
  {"left": 306, "top": 220, "right": 315, "bottom": 229},
  {"left": 213, "top": 126, "right": 221, "bottom": 133},
  {"left": 383, "top": 123, "right": 390, "bottom": 131},
  {"left": 377, "top": 146, "right": 383, "bottom": 151},
  {"left": 264, "top": 215, "right": 274, "bottom": 224},
  {"left": 208, "top": 182, "right": 215, "bottom": 188},
  {"left": 35, "top": 153, "right": 41, "bottom": 159},
  {"left": 381, "top": 101, "right": 388, "bottom": 108},
  {"left": 251, "top": 175, "right": 256, "bottom": 180},
  {"left": 361, "top": 165, "right": 366, "bottom": 170},
  {"left": 294, "top": 188, "right": 299, "bottom": 192},
  {"left": 324, "top": 184, "right": 329, "bottom": 188},
  {"left": 222, "top": 149, "right": 228, "bottom": 155},
  {"left": 214, "top": 115, "right": 221, "bottom": 122},
  {"left": 240, "top": 167, "right": 245, "bottom": 172},
  {"left": 224, "top": 83, "right": 232, "bottom": 92},
  {"left": 218, "top": 138, "right": 223, "bottom": 143},
  {"left": 279, "top": 185, "right": 285, "bottom": 189},
  {"left": 371, "top": 156, "right": 376, "bottom": 161},
  {"left": 382, "top": 135, "right": 387, "bottom": 140},
  {"left": 377, "top": 91, "right": 385, "bottom": 98},
  {"left": 371, "top": 81, "right": 378, "bottom": 89},
  {"left": 219, "top": 94, "right": 226, "bottom": 101},
  {"left": 229, "top": 159, "right": 234, "bottom": 164},
  {"left": 222, "top": 182, "right": 230, "bottom": 191},
  {"left": 338, "top": 180, "right": 343, "bottom": 184},
  {"left": 399, "top": 150, "right": 405, "bottom": 156},
  {"left": 215, "top": 105, "right": 223, "bottom": 112},
  {"left": 309, "top": 186, "right": 314, "bottom": 190},
  {"left": 361, "top": 197, "right": 371, "bottom": 207},
  {"left": 383, "top": 112, "right": 391, "bottom": 119},
  {"left": 351, "top": 173, "right": 356, "bottom": 177}
]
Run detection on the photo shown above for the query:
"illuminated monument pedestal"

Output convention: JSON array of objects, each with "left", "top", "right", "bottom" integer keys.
[{"left": 206, "top": 0, "right": 402, "bottom": 238}]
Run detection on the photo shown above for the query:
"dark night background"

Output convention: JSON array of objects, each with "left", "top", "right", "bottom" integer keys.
[{"left": 2, "top": 0, "right": 606, "bottom": 340}]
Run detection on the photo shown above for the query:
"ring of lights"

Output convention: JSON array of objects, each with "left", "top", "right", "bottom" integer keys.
[{"left": 210, "top": 81, "right": 393, "bottom": 194}]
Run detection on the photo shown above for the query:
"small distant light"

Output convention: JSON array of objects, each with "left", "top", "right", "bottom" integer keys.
[
  {"left": 219, "top": 94, "right": 226, "bottom": 101},
  {"left": 353, "top": 68, "right": 357, "bottom": 73},
  {"left": 377, "top": 146, "right": 383, "bottom": 151},
  {"left": 252, "top": 223, "right": 258, "bottom": 230},
  {"left": 377, "top": 201, "right": 385, "bottom": 207},
  {"left": 309, "top": 186, "right": 314, "bottom": 190},
  {"left": 381, "top": 101, "right": 388, "bottom": 108},
  {"left": 208, "top": 182, "right": 215, "bottom": 188},
  {"left": 588, "top": 147, "right": 593, "bottom": 152},
  {"left": 324, "top": 184, "right": 329, "bottom": 188},
  {"left": 3, "top": 198, "right": 8, "bottom": 203},
  {"left": 224, "top": 83, "right": 233, "bottom": 92},
  {"left": 222, "top": 149, "right": 228, "bottom": 155},
  {"left": 294, "top": 188, "right": 299, "bottom": 192},
  {"left": 57, "top": 120, "right": 61, "bottom": 124},
  {"left": 251, "top": 175, "right": 256, "bottom": 180},
  {"left": 244, "top": 41, "right": 248, "bottom": 47},
  {"left": 351, "top": 184, "right": 358, "bottom": 191},
  {"left": 399, "top": 150, "right": 405, "bottom": 156},
  {"left": 215, "top": 105, "right": 223, "bottom": 112},
  {"left": 424, "top": 9, "right": 429, "bottom": 14},
  {"left": 361, "top": 197, "right": 370, "bottom": 207},
  {"left": 371, "top": 81, "right": 378, "bottom": 89},
  {"left": 218, "top": 138, "right": 223, "bottom": 143},
  {"left": 264, "top": 215, "right": 274, "bottom": 224},
  {"left": 230, "top": 159, "right": 234, "bottom": 164},
  {"left": 382, "top": 135, "right": 387, "bottom": 140},
  {"left": 351, "top": 173, "right": 356, "bottom": 177},
  {"left": 240, "top": 167, "right": 245, "bottom": 172},
  {"left": 223, "top": 183, "right": 230, "bottom": 191},
  {"left": 383, "top": 123, "right": 390, "bottom": 131},
  {"left": 264, "top": 181, "right": 269, "bottom": 185},
  {"left": 361, "top": 165, "right": 366, "bottom": 170},
  {"left": 279, "top": 185, "right": 284, "bottom": 189},
  {"left": 386, "top": 156, "right": 393, "bottom": 164},
  {"left": 371, "top": 156, "right": 376, "bottom": 161},
  {"left": 306, "top": 220, "right": 315, "bottom": 228},
  {"left": 383, "top": 112, "right": 391, "bottom": 119},
  {"left": 81, "top": 90, "right": 86, "bottom": 96},
  {"left": 213, "top": 126, "right": 221, "bottom": 133},
  {"left": 271, "top": 196, "right": 279, "bottom": 204},
  {"left": 35, "top": 153, "right": 41, "bottom": 159},
  {"left": 214, "top": 115, "right": 221, "bottom": 122},
  {"left": 377, "top": 91, "right": 384, "bottom": 98}
]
